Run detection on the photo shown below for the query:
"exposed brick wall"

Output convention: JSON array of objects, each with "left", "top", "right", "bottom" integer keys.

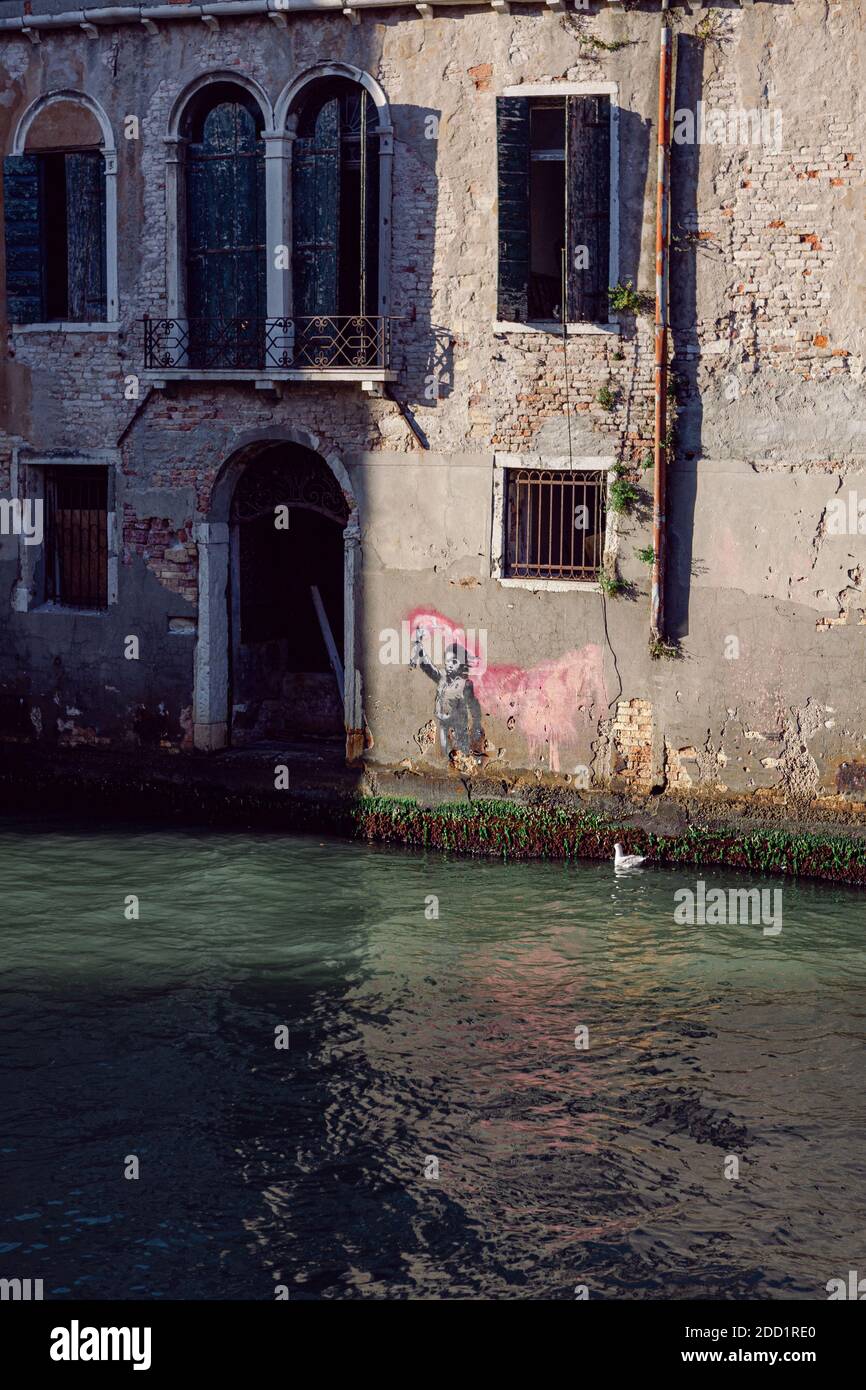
[
  {"left": 123, "top": 511, "right": 197, "bottom": 604},
  {"left": 610, "top": 698, "right": 654, "bottom": 795},
  {"left": 0, "top": 4, "right": 864, "bottom": 796},
  {"left": 1, "top": 8, "right": 862, "bottom": 467}
]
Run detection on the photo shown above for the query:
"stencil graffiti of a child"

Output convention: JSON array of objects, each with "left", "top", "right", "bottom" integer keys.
[{"left": 409, "top": 625, "right": 485, "bottom": 758}]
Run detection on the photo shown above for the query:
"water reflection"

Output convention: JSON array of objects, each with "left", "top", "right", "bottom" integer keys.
[{"left": 0, "top": 820, "right": 864, "bottom": 1299}]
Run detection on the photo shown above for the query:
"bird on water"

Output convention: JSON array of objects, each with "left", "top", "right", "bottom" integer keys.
[{"left": 614, "top": 843, "right": 647, "bottom": 871}]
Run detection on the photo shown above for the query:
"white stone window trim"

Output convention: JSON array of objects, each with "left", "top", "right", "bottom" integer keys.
[
  {"left": 497, "top": 80, "right": 620, "bottom": 333},
  {"left": 10, "top": 322, "right": 121, "bottom": 334},
  {"left": 11, "top": 89, "right": 119, "bottom": 325},
  {"left": 493, "top": 321, "right": 621, "bottom": 336},
  {"left": 491, "top": 453, "right": 618, "bottom": 593},
  {"left": 9, "top": 448, "right": 121, "bottom": 614}
]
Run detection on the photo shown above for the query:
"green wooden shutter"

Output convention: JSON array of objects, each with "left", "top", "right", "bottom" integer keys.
[
  {"left": 230, "top": 103, "right": 266, "bottom": 323},
  {"left": 566, "top": 94, "right": 611, "bottom": 323},
  {"left": 65, "top": 152, "right": 106, "bottom": 322},
  {"left": 496, "top": 97, "right": 530, "bottom": 323},
  {"left": 3, "top": 154, "right": 44, "bottom": 324},
  {"left": 186, "top": 101, "right": 265, "bottom": 364},
  {"left": 361, "top": 90, "right": 380, "bottom": 318},
  {"left": 292, "top": 96, "right": 340, "bottom": 319}
]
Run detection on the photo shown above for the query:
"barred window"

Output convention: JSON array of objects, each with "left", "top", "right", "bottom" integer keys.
[
  {"left": 45, "top": 467, "right": 108, "bottom": 609},
  {"left": 505, "top": 468, "right": 606, "bottom": 581}
]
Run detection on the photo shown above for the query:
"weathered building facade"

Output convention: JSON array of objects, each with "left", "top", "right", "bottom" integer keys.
[{"left": 0, "top": 0, "right": 863, "bottom": 819}]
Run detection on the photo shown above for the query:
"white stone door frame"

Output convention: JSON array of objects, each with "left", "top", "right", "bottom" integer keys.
[{"left": 192, "top": 432, "right": 362, "bottom": 759}]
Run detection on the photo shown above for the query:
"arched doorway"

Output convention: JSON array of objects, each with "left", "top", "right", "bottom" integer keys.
[
  {"left": 193, "top": 433, "right": 361, "bottom": 761},
  {"left": 228, "top": 445, "right": 349, "bottom": 746}
]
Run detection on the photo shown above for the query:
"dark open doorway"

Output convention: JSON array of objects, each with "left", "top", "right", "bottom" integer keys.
[{"left": 229, "top": 446, "right": 349, "bottom": 746}]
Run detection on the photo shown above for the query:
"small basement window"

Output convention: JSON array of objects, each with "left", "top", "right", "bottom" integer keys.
[
  {"left": 44, "top": 466, "right": 108, "bottom": 609},
  {"left": 504, "top": 468, "right": 607, "bottom": 581}
]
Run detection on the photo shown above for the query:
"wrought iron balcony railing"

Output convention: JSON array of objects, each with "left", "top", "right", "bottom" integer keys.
[{"left": 142, "top": 314, "right": 392, "bottom": 372}]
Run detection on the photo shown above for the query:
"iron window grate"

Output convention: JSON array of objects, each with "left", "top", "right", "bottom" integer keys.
[
  {"left": 505, "top": 468, "right": 606, "bottom": 581},
  {"left": 45, "top": 466, "right": 108, "bottom": 609}
]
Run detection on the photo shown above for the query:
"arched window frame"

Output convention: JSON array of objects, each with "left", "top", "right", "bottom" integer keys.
[
  {"left": 10, "top": 89, "right": 118, "bottom": 326},
  {"left": 274, "top": 64, "right": 393, "bottom": 328},
  {"left": 163, "top": 73, "right": 274, "bottom": 365},
  {"left": 161, "top": 66, "right": 391, "bottom": 372}
]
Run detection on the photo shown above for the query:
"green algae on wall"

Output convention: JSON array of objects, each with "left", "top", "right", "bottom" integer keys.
[{"left": 350, "top": 796, "right": 866, "bottom": 887}]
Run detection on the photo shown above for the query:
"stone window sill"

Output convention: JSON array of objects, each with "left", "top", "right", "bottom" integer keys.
[
  {"left": 10, "top": 322, "right": 121, "bottom": 334},
  {"left": 496, "top": 577, "right": 603, "bottom": 593},
  {"left": 493, "top": 320, "right": 621, "bottom": 336},
  {"left": 27, "top": 602, "right": 109, "bottom": 616},
  {"left": 142, "top": 368, "right": 395, "bottom": 388}
]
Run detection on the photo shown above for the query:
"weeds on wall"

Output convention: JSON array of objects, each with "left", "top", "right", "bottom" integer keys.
[
  {"left": 649, "top": 637, "right": 682, "bottom": 661},
  {"left": 350, "top": 797, "right": 866, "bottom": 887},
  {"left": 580, "top": 34, "right": 632, "bottom": 55},
  {"left": 608, "top": 477, "right": 640, "bottom": 513},
  {"left": 597, "top": 568, "right": 626, "bottom": 598},
  {"left": 695, "top": 12, "right": 726, "bottom": 45},
  {"left": 608, "top": 281, "right": 653, "bottom": 315}
]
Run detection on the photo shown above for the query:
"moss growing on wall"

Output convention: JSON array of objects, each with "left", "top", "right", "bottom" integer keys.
[{"left": 349, "top": 796, "right": 866, "bottom": 886}]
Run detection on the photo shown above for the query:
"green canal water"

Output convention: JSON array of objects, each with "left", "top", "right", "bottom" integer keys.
[{"left": 1, "top": 818, "right": 864, "bottom": 1300}]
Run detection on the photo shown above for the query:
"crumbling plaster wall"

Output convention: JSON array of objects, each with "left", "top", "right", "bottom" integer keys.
[
  {"left": 0, "top": 2, "right": 863, "bottom": 810},
  {"left": 357, "top": 449, "right": 866, "bottom": 808}
]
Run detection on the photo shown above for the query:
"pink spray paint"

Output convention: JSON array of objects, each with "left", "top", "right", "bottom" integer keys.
[{"left": 406, "top": 608, "right": 607, "bottom": 772}]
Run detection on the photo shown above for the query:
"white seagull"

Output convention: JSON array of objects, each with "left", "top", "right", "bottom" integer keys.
[{"left": 614, "top": 842, "right": 647, "bottom": 871}]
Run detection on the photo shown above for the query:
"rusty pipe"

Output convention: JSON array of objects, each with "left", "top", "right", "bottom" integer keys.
[{"left": 651, "top": 10, "right": 673, "bottom": 644}]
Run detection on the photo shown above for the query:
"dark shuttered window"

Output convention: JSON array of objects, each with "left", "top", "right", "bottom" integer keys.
[
  {"left": 3, "top": 154, "right": 43, "bottom": 323},
  {"left": 293, "top": 94, "right": 340, "bottom": 319},
  {"left": 2, "top": 150, "right": 105, "bottom": 324},
  {"left": 496, "top": 98, "right": 531, "bottom": 323},
  {"left": 497, "top": 94, "right": 612, "bottom": 325},
  {"left": 45, "top": 466, "right": 109, "bottom": 610},
  {"left": 185, "top": 88, "right": 267, "bottom": 367},
  {"left": 292, "top": 79, "right": 380, "bottom": 320},
  {"left": 566, "top": 95, "right": 611, "bottom": 323}
]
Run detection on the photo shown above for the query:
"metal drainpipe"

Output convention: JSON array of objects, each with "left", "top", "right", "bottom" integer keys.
[{"left": 651, "top": 1, "right": 674, "bottom": 644}]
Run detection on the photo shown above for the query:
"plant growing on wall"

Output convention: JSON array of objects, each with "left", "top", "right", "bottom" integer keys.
[
  {"left": 597, "top": 568, "right": 626, "bottom": 598},
  {"left": 596, "top": 383, "right": 617, "bottom": 411},
  {"left": 635, "top": 545, "right": 655, "bottom": 566},
  {"left": 649, "top": 637, "right": 682, "bottom": 661},
  {"left": 580, "top": 34, "right": 632, "bottom": 55},
  {"left": 608, "top": 281, "right": 653, "bottom": 315},
  {"left": 608, "top": 478, "right": 639, "bottom": 514},
  {"left": 696, "top": 12, "right": 726, "bottom": 44}
]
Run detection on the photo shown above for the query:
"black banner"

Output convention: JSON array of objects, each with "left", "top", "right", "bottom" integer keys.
[{"left": 2, "top": 1297, "right": 860, "bottom": 1376}]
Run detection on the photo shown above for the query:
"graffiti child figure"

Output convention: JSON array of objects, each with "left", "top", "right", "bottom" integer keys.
[{"left": 410, "top": 625, "right": 485, "bottom": 758}]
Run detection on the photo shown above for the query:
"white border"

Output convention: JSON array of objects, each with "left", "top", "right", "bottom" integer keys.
[
  {"left": 491, "top": 453, "right": 617, "bottom": 592},
  {"left": 11, "top": 90, "right": 119, "bottom": 324},
  {"left": 497, "top": 81, "right": 620, "bottom": 330},
  {"left": 9, "top": 448, "right": 121, "bottom": 614}
]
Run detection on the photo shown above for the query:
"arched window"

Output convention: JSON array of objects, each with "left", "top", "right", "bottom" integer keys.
[
  {"left": 291, "top": 78, "right": 380, "bottom": 322},
  {"left": 182, "top": 84, "right": 266, "bottom": 367},
  {"left": 4, "top": 91, "right": 117, "bottom": 325}
]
